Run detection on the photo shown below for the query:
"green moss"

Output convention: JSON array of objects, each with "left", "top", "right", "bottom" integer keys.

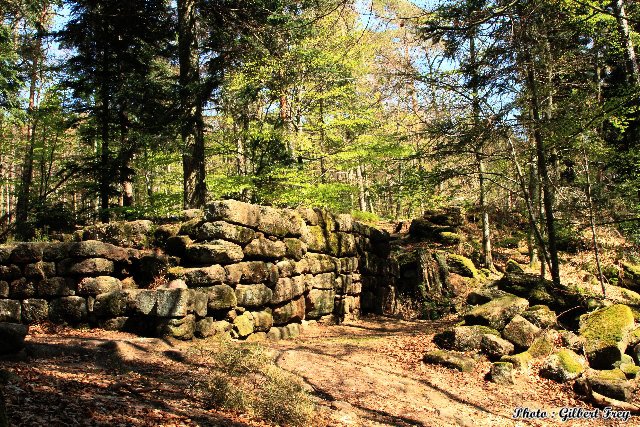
[
  {"left": 167, "top": 266, "right": 187, "bottom": 279},
  {"left": 620, "top": 363, "right": 639, "bottom": 378},
  {"left": 629, "top": 327, "right": 640, "bottom": 346},
  {"left": 528, "top": 332, "right": 556, "bottom": 358},
  {"left": 447, "top": 254, "right": 478, "bottom": 279},
  {"left": 506, "top": 259, "right": 525, "bottom": 273},
  {"left": 622, "top": 261, "right": 640, "bottom": 282},
  {"left": 439, "top": 232, "right": 461, "bottom": 245},
  {"left": 500, "top": 351, "right": 532, "bottom": 369},
  {"left": 592, "top": 369, "right": 627, "bottom": 381},
  {"left": 579, "top": 304, "right": 635, "bottom": 346},
  {"left": 556, "top": 349, "right": 585, "bottom": 374}
]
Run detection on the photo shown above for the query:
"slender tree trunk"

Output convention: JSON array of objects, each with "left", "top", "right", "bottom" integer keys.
[
  {"left": 613, "top": 0, "right": 640, "bottom": 85},
  {"left": 583, "top": 149, "right": 606, "bottom": 296},
  {"left": 179, "top": 0, "right": 206, "bottom": 209},
  {"left": 356, "top": 164, "right": 367, "bottom": 212}
]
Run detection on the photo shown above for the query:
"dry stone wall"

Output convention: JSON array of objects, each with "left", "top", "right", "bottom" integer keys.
[{"left": 0, "top": 200, "right": 392, "bottom": 341}]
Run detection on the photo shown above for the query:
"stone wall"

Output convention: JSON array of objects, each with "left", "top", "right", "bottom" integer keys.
[{"left": 0, "top": 200, "right": 392, "bottom": 340}]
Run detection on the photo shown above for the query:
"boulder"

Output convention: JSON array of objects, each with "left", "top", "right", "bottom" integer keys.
[
  {"left": 233, "top": 312, "right": 254, "bottom": 338},
  {"left": 157, "top": 315, "right": 196, "bottom": 340},
  {"left": 156, "top": 289, "right": 193, "bottom": 317},
  {"left": 251, "top": 310, "right": 273, "bottom": 332},
  {"left": 77, "top": 276, "right": 122, "bottom": 295},
  {"left": 0, "top": 323, "right": 28, "bottom": 354},
  {"left": 24, "top": 261, "right": 56, "bottom": 280},
  {"left": 0, "top": 265, "right": 21, "bottom": 281},
  {"left": 466, "top": 287, "right": 511, "bottom": 305},
  {"left": 21, "top": 299, "right": 48, "bottom": 324},
  {"left": 540, "top": 349, "right": 586, "bottom": 382},
  {"left": 502, "top": 315, "right": 541, "bottom": 349},
  {"left": 58, "top": 258, "right": 114, "bottom": 276},
  {"left": 579, "top": 304, "right": 635, "bottom": 369},
  {"left": 235, "top": 284, "right": 272, "bottom": 308},
  {"left": 37, "top": 277, "right": 76, "bottom": 297},
  {"left": 205, "top": 285, "right": 237, "bottom": 310},
  {"left": 490, "top": 362, "right": 515, "bottom": 385},
  {"left": 500, "top": 351, "right": 533, "bottom": 369},
  {"left": 68, "top": 240, "right": 128, "bottom": 261},
  {"left": 165, "top": 235, "right": 192, "bottom": 257},
  {"left": 528, "top": 329, "right": 559, "bottom": 358},
  {"left": 10, "top": 242, "right": 45, "bottom": 264},
  {"left": 521, "top": 305, "right": 557, "bottom": 329},
  {"left": 243, "top": 236, "right": 286, "bottom": 260},
  {"left": 0, "top": 300, "right": 21, "bottom": 323},
  {"left": 49, "top": 296, "right": 87, "bottom": 324},
  {"left": 168, "top": 265, "right": 226, "bottom": 287},
  {"left": 423, "top": 350, "right": 475, "bottom": 372},
  {"left": 184, "top": 241, "right": 244, "bottom": 265},
  {"left": 464, "top": 295, "right": 529, "bottom": 330},
  {"left": 93, "top": 291, "right": 131, "bottom": 318},
  {"left": 480, "top": 334, "right": 515, "bottom": 359},
  {"left": 505, "top": 259, "right": 525, "bottom": 274},
  {"left": 195, "top": 318, "right": 231, "bottom": 338},
  {"left": 447, "top": 254, "right": 478, "bottom": 278},
  {"left": 9, "top": 278, "right": 36, "bottom": 299},
  {"left": 192, "top": 221, "right": 255, "bottom": 245},
  {"left": 433, "top": 325, "right": 500, "bottom": 351},
  {"left": 207, "top": 200, "right": 304, "bottom": 237},
  {"left": 583, "top": 369, "right": 634, "bottom": 402},
  {"left": 273, "top": 296, "right": 306, "bottom": 324},
  {"left": 306, "top": 289, "right": 335, "bottom": 318},
  {"left": 621, "top": 261, "right": 640, "bottom": 291}
]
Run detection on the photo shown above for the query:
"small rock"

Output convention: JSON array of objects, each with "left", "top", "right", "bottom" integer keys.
[
  {"left": 502, "top": 315, "right": 541, "bottom": 349},
  {"left": 434, "top": 325, "right": 500, "bottom": 351},
  {"left": 423, "top": 350, "right": 476, "bottom": 372},
  {"left": 521, "top": 305, "right": 557, "bottom": 328},
  {"left": 464, "top": 295, "right": 529, "bottom": 330},
  {"left": 490, "top": 362, "right": 514, "bottom": 385},
  {"left": 480, "top": 334, "right": 515, "bottom": 359},
  {"left": 540, "top": 349, "right": 586, "bottom": 382}
]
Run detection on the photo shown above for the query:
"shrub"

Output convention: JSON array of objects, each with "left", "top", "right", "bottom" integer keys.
[{"left": 203, "top": 341, "right": 315, "bottom": 426}]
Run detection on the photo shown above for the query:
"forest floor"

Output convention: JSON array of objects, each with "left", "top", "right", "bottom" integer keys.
[{"left": 2, "top": 316, "right": 638, "bottom": 427}]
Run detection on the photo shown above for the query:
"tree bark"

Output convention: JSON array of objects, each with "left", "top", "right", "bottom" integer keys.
[
  {"left": 178, "top": 0, "right": 206, "bottom": 209},
  {"left": 613, "top": 0, "right": 640, "bottom": 85}
]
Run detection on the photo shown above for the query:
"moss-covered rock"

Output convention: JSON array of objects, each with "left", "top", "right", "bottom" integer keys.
[
  {"left": 480, "top": 334, "right": 515, "bottom": 360},
  {"left": 433, "top": 325, "right": 500, "bottom": 351},
  {"left": 579, "top": 304, "right": 636, "bottom": 369},
  {"left": 521, "top": 305, "right": 557, "bottom": 329},
  {"left": 233, "top": 312, "right": 255, "bottom": 338},
  {"left": 620, "top": 362, "right": 639, "bottom": 379},
  {"left": 528, "top": 330, "right": 559, "bottom": 358},
  {"left": 500, "top": 351, "right": 533, "bottom": 369},
  {"left": 439, "top": 232, "right": 461, "bottom": 245},
  {"left": 464, "top": 295, "right": 529, "bottom": 330},
  {"left": 540, "top": 349, "right": 586, "bottom": 382},
  {"left": 490, "top": 361, "right": 514, "bottom": 385},
  {"left": 621, "top": 261, "right": 640, "bottom": 291},
  {"left": 505, "top": 259, "right": 525, "bottom": 274},
  {"left": 503, "top": 315, "right": 541, "bottom": 349},
  {"left": 584, "top": 368, "right": 634, "bottom": 402},
  {"left": 447, "top": 254, "right": 478, "bottom": 279},
  {"left": 423, "top": 350, "right": 475, "bottom": 372}
]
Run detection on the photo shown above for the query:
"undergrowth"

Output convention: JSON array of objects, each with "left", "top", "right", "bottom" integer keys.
[{"left": 201, "top": 340, "right": 315, "bottom": 426}]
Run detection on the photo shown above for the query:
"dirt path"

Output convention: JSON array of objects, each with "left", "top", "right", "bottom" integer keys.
[{"left": 2, "top": 317, "right": 638, "bottom": 426}]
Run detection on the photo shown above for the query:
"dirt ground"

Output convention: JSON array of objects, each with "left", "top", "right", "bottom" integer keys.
[{"left": 2, "top": 316, "right": 639, "bottom": 427}]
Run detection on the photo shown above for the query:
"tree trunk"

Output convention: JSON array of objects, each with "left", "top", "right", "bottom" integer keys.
[
  {"left": 613, "top": 0, "right": 640, "bottom": 85},
  {"left": 178, "top": 0, "right": 206, "bottom": 209},
  {"left": 356, "top": 163, "right": 367, "bottom": 212}
]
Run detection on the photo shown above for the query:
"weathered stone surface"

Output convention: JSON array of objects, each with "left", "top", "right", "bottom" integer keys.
[
  {"left": 243, "top": 236, "right": 286, "bottom": 260},
  {"left": 584, "top": 369, "right": 634, "bottom": 402},
  {"left": 276, "top": 259, "right": 297, "bottom": 277},
  {"left": 579, "top": 304, "right": 635, "bottom": 369},
  {"left": 184, "top": 241, "right": 244, "bottom": 265},
  {"left": 37, "top": 277, "right": 75, "bottom": 297},
  {"left": 165, "top": 235, "right": 192, "bottom": 257},
  {"left": 528, "top": 330, "right": 559, "bottom": 358},
  {"left": 490, "top": 362, "right": 514, "bottom": 385},
  {"left": 153, "top": 224, "right": 180, "bottom": 247},
  {"left": 225, "top": 261, "right": 275, "bottom": 285},
  {"left": 312, "top": 273, "right": 335, "bottom": 290},
  {"left": 205, "top": 285, "right": 237, "bottom": 310},
  {"left": 272, "top": 278, "right": 305, "bottom": 304},
  {"left": 284, "top": 238, "right": 307, "bottom": 261},
  {"left": 235, "top": 284, "right": 272, "bottom": 308},
  {"left": 42, "top": 242, "right": 71, "bottom": 261},
  {"left": 335, "top": 214, "right": 353, "bottom": 232},
  {"left": 500, "top": 351, "right": 533, "bottom": 369},
  {"left": 521, "top": 305, "right": 557, "bottom": 329},
  {"left": 305, "top": 253, "right": 337, "bottom": 274},
  {"left": 195, "top": 318, "right": 231, "bottom": 338},
  {"left": 207, "top": 200, "right": 304, "bottom": 237},
  {"left": 21, "top": 299, "right": 48, "bottom": 324},
  {"left": 10, "top": 243, "right": 45, "bottom": 264},
  {"left": 0, "top": 281, "right": 7, "bottom": 298},
  {"left": 481, "top": 334, "right": 515, "bottom": 359},
  {"left": 338, "top": 257, "right": 359, "bottom": 274},
  {"left": 24, "top": 261, "right": 56, "bottom": 280},
  {"left": 0, "top": 322, "right": 28, "bottom": 354},
  {"left": 0, "top": 264, "right": 21, "bottom": 281},
  {"left": 466, "top": 287, "right": 511, "bottom": 305},
  {"left": 464, "top": 295, "right": 529, "bottom": 330},
  {"left": 192, "top": 290, "right": 208, "bottom": 317},
  {"left": 251, "top": 310, "right": 273, "bottom": 332},
  {"left": 93, "top": 291, "right": 131, "bottom": 317},
  {"left": 233, "top": 312, "right": 254, "bottom": 338},
  {"left": 423, "top": 350, "right": 475, "bottom": 372},
  {"left": 192, "top": 221, "right": 256, "bottom": 244},
  {"left": 78, "top": 276, "right": 122, "bottom": 295},
  {"left": 49, "top": 296, "right": 87, "bottom": 324},
  {"left": 502, "top": 315, "right": 541, "bottom": 349},
  {"left": 540, "top": 349, "right": 586, "bottom": 382},
  {"left": 130, "top": 289, "right": 157, "bottom": 315},
  {"left": 297, "top": 207, "right": 319, "bottom": 226},
  {"left": 9, "top": 278, "right": 36, "bottom": 299},
  {"left": 68, "top": 240, "right": 128, "bottom": 261},
  {"left": 0, "top": 245, "right": 14, "bottom": 263},
  {"left": 58, "top": 258, "right": 114, "bottom": 276},
  {"left": 0, "top": 300, "right": 21, "bottom": 323},
  {"left": 157, "top": 314, "right": 196, "bottom": 340},
  {"left": 434, "top": 325, "right": 500, "bottom": 351},
  {"left": 169, "top": 265, "right": 226, "bottom": 287},
  {"left": 99, "top": 317, "right": 130, "bottom": 331},
  {"left": 273, "top": 296, "right": 306, "bottom": 325},
  {"left": 81, "top": 220, "right": 154, "bottom": 249},
  {"left": 306, "top": 289, "right": 335, "bottom": 319},
  {"left": 447, "top": 254, "right": 478, "bottom": 278},
  {"left": 156, "top": 289, "right": 193, "bottom": 317}
]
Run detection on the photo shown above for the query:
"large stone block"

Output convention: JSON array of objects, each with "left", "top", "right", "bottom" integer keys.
[
  {"left": 0, "top": 245, "right": 13, "bottom": 263},
  {"left": 157, "top": 314, "right": 195, "bottom": 340},
  {"left": 306, "top": 289, "right": 335, "bottom": 319},
  {"left": 284, "top": 238, "right": 307, "bottom": 261},
  {"left": 68, "top": 240, "right": 129, "bottom": 261},
  {"left": 195, "top": 318, "right": 231, "bottom": 338},
  {"left": 312, "top": 273, "right": 335, "bottom": 290},
  {"left": 0, "top": 299, "right": 21, "bottom": 322},
  {"left": 10, "top": 242, "right": 45, "bottom": 264},
  {"left": 233, "top": 312, "right": 254, "bottom": 338},
  {"left": 251, "top": 310, "right": 273, "bottom": 332},
  {"left": 0, "top": 264, "right": 22, "bottom": 281},
  {"left": 21, "top": 299, "right": 49, "bottom": 324},
  {"left": 235, "top": 284, "right": 272, "bottom": 308},
  {"left": 0, "top": 281, "right": 7, "bottom": 298},
  {"left": 78, "top": 276, "right": 123, "bottom": 295},
  {"left": 433, "top": 325, "right": 500, "bottom": 351},
  {"left": 156, "top": 289, "right": 193, "bottom": 317},
  {"left": 272, "top": 277, "right": 305, "bottom": 304},
  {"left": 305, "top": 253, "right": 337, "bottom": 274},
  {"left": 273, "top": 296, "right": 305, "bottom": 325},
  {"left": 169, "top": 265, "right": 226, "bottom": 287},
  {"left": 579, "top": 304, "right": 635, "bottom": 369},
  {"left": 192, "top": 221, "right": 255, "bottom": 245},
  {"left": 463, "top": 295, "right": 529, "bottom": 330},
  {"left": 205, "top": 284, "right": 237, "bottom": 310},
  {"left": 337, "top": 233, "right": 356, "bottom": 256},
  {"left": 37, "top": 277, "right": 76, "bottom": 297},
  {"left": 502, "top": 315, "right": 541, "bottom": 349},
  {"left": 58, "top": 258, "right": 114, "bottom": 276},
  {"left": 225, "top": 261, "right": 276, "bottom": 285},
  {"left": 184, "top": 241, "right": 244, "bottom": 265},
  {"left": 243, "top": 236, "right": 286, "bottom": 260},
  {"left": 129, "top": 289, "right": 157, "bottom": 315},
  {"left": 207, "top": 200, "right": 304, "bottom": 237},
  {"left": 24, "top": 261, "right": 56, "bottom": 280},
  {"left": 49, "top": 296, "right": 87, "bottom": 324},
  {"left": 9, "top": 278, "right": 36, "bottom": 299},
  {"left": 93, "top": 291, "right": 132, "bottom": 318}
]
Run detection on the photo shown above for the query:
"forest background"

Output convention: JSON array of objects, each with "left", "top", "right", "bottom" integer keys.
[{"left": 2, "top": 0, "right": 640, "bottom": 287}]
